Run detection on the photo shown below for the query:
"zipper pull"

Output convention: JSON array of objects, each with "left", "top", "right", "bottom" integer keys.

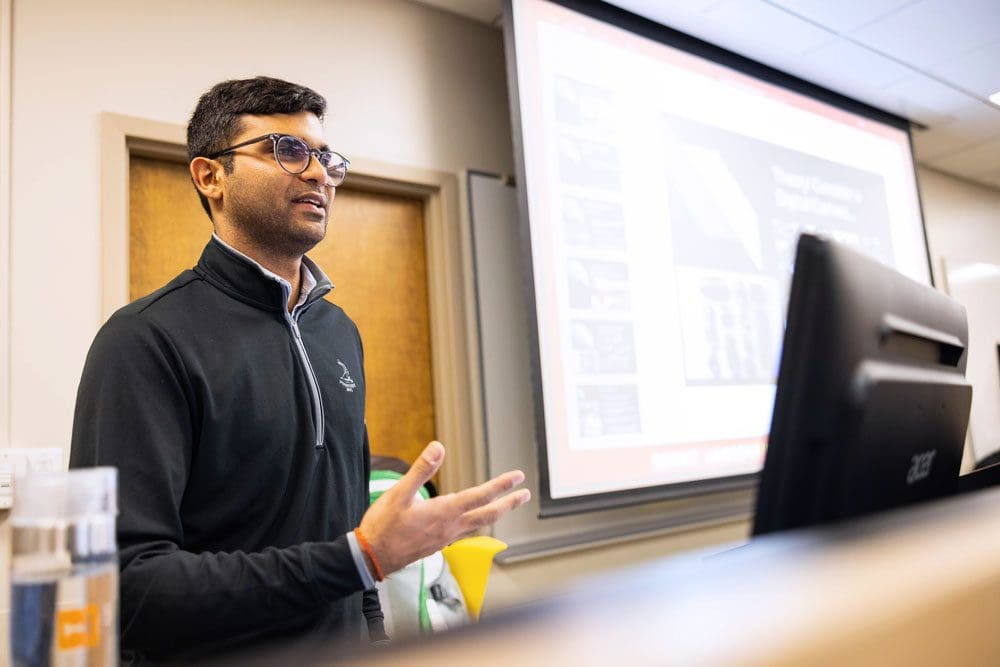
[{"left": 290, "top": 319, "right": 303, "bottom": 340}]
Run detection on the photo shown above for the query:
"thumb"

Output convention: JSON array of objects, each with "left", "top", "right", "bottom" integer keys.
[{"left": 392, "top": 441, "right": 445, "bottom": 501}]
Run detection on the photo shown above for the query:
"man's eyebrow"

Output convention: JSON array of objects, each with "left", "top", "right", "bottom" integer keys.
[
  {"left": 276, "top": 133, "right": 330, "bottom": 152},
  {"left": 304, "top": 137, "right": 331, "bottom": 152}
]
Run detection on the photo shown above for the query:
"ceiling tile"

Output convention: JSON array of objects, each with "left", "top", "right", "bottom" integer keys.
[
  {"left": 793, "top": 38, "right": 913, "bottom": 94},
  {"left": 700, "top": 0, "right": 838, "bottom": 57},
  {"left": 765, "top": 0, "right": 915, "bottom": 34},
  {"left": 870, "top": 74, "right": 981, "bottom": 126},
  {"left": 603, "top": 0, "right": 1000, "bottom": 183},
  {"left": 411, "top": 0, "right": 501, "bottom": 24},
  {"left": 598, "top": 0, "right": 728, "bottom": 41},
  {"left": 911, "top": 130, "right": 953, "bottom": 162},
  {"left": 925, "top": 135, "right": 1000, "bottom": 176},
  {"left": 961, "top": 171, "right": 1000, "bottom": 190},
  {"left": 850, "top": 0, "right": 1000, "bottom": 70},
  {"left": 911, "top": 102, "right": 1000, "bottom": 160},
  {"left": 975, "top": 162, "right": 1000, "bottom": 185},
  {"left": 929, "top": 39, "right": 1000, "bottom": 99}
]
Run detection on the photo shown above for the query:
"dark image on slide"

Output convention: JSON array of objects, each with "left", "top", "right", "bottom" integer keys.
[
  {"left": 571, "top": 319, "right": 637, "bottom": 375},
  {"left": 576, "top": 384, "right": 641, "bottom": 439},
  {"left": 567, "top": 257, "right": 632, "bottom": 312},
  {"left": 660, "top": 113, "right": 893, "bottom": 276},
  {"left": 557, "top": 135, "right": 622, "bottom": 190},
  {"left": 562, "top": 195, "right": 627, "bottom": 250},
  {"left": 674, "top": 269, "right": 782, "bottom": 385},
  {"left": 553, "top": 74, "right": 616, "bottom": 136}
]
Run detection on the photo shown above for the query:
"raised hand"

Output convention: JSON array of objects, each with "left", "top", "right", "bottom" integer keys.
[{"left": 358, "top": 441, "right": 530, "bottom": 575}]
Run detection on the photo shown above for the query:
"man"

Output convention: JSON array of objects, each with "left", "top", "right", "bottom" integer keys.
[{"left": 69, "top": 76, "right": 529, "bottom": 664}]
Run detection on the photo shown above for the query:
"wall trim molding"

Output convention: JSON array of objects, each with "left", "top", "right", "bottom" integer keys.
[
  {"left": 100, "top": 113, "right": 186, "bottom": 318},
  {"left": 99, "top": 112, "right": 480, "bottom": 493}
]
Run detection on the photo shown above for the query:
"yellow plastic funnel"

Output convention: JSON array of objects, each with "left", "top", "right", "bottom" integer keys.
[{"left": 441, "top": 536, "right": 507, "bottom": 621}]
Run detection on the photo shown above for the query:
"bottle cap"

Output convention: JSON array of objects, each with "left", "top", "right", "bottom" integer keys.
[{"left": 11, "top": 467, "right": 117, "bottom": 526}]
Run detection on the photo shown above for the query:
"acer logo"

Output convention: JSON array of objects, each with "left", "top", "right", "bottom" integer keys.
[{"left": 907, "top": 450, "right": 937, "bottom": 485}]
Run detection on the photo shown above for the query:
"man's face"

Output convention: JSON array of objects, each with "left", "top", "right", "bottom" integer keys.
[{"left": 219, "top": 111, "right": 335, "bottom": 257}]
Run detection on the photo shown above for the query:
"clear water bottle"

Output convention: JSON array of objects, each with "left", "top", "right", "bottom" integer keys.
[{"left": 10, "top": 467, "right": 118, "bottom": 667}]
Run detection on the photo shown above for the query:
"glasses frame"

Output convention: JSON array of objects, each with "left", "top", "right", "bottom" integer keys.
[{"left": 206, "top": 133, "right": 350, "bottom": 186}]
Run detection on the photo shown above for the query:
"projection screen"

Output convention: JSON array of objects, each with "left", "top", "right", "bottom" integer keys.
[{"left": 505, "top": 0, "right": 931, "bottom": 515}]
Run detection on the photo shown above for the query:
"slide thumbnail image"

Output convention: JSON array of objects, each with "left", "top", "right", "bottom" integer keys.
[
  {"left": 571, "top": 320, "right": 637, "bottom": 375},
  {"left": 562, "top": 194, "right": 627, "bottom": 250},
  {"left": 577, "top": 384, "right": 642, "bottom": 438},
  {"left": 558, "top": 135, "right": 622, "bottom": 190},
  {"left": 553, "top": 74, "right": 616, "bottom": 135},
  {"left": 674, "top": 269, "right": 782, "bottom": 385},
  {"left": 567, "top": 258, "right": 632, "bottom": 312}
]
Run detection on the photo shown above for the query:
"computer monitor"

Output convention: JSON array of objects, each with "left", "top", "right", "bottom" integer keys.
[{"left": 753, "top": 234, "right": 972, "bottom": 536}]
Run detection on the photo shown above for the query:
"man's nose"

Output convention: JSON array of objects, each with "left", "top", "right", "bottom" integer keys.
[{"left": 300, "top": 153, "right": 332, "bottom": 187}]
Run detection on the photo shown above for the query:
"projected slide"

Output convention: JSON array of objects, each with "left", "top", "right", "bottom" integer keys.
[
  {"left": 510, "top": 0, "right": 928, "bottom": 504},
  {"left": 662, "top": 115, "right": 894, "bottom": 386}
]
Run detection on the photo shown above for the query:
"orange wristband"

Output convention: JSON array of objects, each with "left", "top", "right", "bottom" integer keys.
[{"left": 354, "top": 528, "right": 385, "bottom": 582}]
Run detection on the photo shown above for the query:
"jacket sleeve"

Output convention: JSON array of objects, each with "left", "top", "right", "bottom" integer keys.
[
  {"left": 360, "top": 404, "right": 388, "bottom": 641},
  {"left": 69, "top": 313, "right": 368, "bottom": 656}
]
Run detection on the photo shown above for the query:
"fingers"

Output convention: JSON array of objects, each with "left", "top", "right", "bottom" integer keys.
[
  {"left": 459, "top": 488, "right": 532, "bottom": 533},
  {"left": 361, "top": 463, "right": 530, "bottom": 573},
  {"left": 390, "top": 441, "right": 445, "bottom": 501},
  {"left": 453, "top": 470, "right": 526, "bottom": 513}
]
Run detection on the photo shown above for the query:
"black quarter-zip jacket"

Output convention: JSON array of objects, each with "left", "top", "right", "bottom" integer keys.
[{"left": 70, "top": 237, "right": 384, "bottom": 663}]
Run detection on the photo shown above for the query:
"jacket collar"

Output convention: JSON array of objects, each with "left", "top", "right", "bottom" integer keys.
[{"left": 195, "top": 236, "right": 334, "bottom": 314}]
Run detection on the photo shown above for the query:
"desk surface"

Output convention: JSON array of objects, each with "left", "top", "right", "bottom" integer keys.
[{"left": 223, "top": 482, "right": 1000, "bottom": 666}]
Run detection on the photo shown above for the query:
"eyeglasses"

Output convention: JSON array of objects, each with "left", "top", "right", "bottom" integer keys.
[{"left": 207, "top": 133, "right": 350, "bottom": 186}]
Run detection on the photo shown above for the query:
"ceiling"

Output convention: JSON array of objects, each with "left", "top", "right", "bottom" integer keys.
[{"left": 413, "top": 0, "right": 1000, "bottom": 190}]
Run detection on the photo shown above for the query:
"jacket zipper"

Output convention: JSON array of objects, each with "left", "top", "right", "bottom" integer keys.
[{"left": 290, "top": 317, "right": 326, "bottom": 449}]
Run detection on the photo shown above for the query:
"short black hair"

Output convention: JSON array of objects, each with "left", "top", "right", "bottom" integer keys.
[{"left": 186, "top": 76, "right": 327, "bottom": 218}]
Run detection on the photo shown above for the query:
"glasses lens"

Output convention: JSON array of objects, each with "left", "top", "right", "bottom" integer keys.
[
  {"left": 321, "top": 152, "right": 349, "bottom": 186},
  {"left": 274, "top": 135, "right": 310, "bottom": 173}
]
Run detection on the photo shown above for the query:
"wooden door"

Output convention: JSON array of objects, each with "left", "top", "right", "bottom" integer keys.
[{"left": 129, "top": 155, "right": 436, "bottom": 467}]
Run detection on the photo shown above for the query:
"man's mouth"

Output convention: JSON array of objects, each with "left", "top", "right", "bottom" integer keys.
[{"left": 292, "top": 192, "right": 328, "bottom": 212}]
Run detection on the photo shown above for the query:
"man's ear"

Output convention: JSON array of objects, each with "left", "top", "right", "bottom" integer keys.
[{"left": 190, "top": 157, "right": 224, "bottom": 204}]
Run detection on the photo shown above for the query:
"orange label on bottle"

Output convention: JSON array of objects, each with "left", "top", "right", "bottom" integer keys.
[{"left": 56, "top": 604, "right": 101, "bottom": 650}]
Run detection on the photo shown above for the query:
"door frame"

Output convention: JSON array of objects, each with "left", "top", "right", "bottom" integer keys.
[{"left": 100, "top": 112, "right": 484, "bottom": 493}]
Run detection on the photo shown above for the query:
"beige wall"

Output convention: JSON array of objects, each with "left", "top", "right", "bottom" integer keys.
[
  {"left": 919, "top": 166, "right": 1000, "bottom": 281},
  {"left": 7, "top": 0, "right": 513, "bottom": 455},
  {"left": 918, "top": 166, "right": 1000, "bottom": 469},
  {"left": 2, "top": 0, "right": 1000, "bottom": 640},
  {"left": 1, "top": 0, "right": 12, "bottom": 648},
  {"left": 2, "top": 0, "right": 518, "bottom": 626},
  {"left": 1, "top": 0, "right": 11, "bottom": 452}
]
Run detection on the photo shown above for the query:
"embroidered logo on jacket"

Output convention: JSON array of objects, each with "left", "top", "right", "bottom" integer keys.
[{"left": 337, "top": 360, "right": 357, "bottom": 392}]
